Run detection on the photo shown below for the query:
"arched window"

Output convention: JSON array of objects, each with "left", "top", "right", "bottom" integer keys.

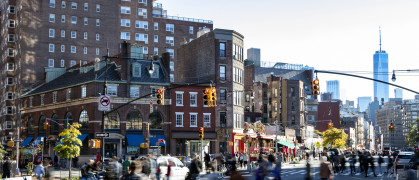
[
  {"left": 149, "top": 111, "right": 162, "bottom": 129},
  {"left": 126, "top": 110, "right": 142, "bottom": 130},
  {"left": 65, "top": 112, "right": 73, "bottom": 127},
  {"left": 104, "top": 112, "right": 120, "bottom": 129},
  {"left": 39, "top": 116, "right": 46, "bottom": 134},
  {"left": 28, "top": 117, "right": 34, "bottom": 135},
  {"left": 50, "top": 114, "right": 59, "bottom": 134},
  {"left": 79, "top": 110, "right": 89, "bottom": 129}
]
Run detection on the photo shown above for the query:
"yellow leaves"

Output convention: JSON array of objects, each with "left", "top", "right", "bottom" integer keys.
[
  {"left": 321, "top": 128, "right": 348, "bottom": 149},
  {"left": 53, "top": 123, "right": 82, "bottom": 159}
]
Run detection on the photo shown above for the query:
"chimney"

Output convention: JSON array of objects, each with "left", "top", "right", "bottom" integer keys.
[{"left": 121, "top": 41, "right": 130, "bottom": 81}]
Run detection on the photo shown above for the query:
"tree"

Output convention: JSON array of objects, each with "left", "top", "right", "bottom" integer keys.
[
  {"left": 406, "top": 118, "right": 419, "bottom": 147},
  {"left": 322, "top": 128, "right": 348, "bottom": 149},
  {"left": 314, "top": 130, "right": 324, "bottom": 137},
  {"left": 0, "top": 144, "right": 7, "bottom": 160},
  {"left": 53, "top": 123, "right": 82, "bottom": 179}
]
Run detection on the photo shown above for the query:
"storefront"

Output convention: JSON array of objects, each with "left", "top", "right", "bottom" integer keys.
[{"left": 126, "top": 134, "right": 167, "bottom": 156}]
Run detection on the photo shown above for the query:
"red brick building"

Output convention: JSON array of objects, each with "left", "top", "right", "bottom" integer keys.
[{"left": 317, "top": 101, "right": 341, "bottom": 132}]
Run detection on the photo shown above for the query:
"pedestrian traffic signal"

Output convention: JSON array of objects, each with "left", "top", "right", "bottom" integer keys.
[
  {"left": 327, "top": 122, "right": 333, "bottom": 129},
  {"left": 140, "top": 142, "right": 149, "bottom": 148},
  {"left": 389, "top": 123, "right": 395, "bottom": 131},
  {"left": 199, "top": 127, "right": 204, "bottom": 140},
  {"left": 203, "top": 88, "right": 210, "bottom": 106},
  {"left": 43, "top": 121, "right": 49, "bottom": 130},
  {"left": 312, "top": 78, "right": 320, "bottom": 95},
  {"left": 156, "top": 88, "right": 164, "bottom": 105}
]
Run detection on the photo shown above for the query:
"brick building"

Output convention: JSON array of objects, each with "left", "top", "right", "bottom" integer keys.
[
  {"left": 176, "top": 29, "right": 245, "bottom": 154},
  {"left": 20, "top": 43, "right": 171, "bottom": 164},
  {"left": 0, "top": 0, "right": 212, "bottom": 145},
  {"left": 317, "top": 101, "right": 341, "bottom": 132}
]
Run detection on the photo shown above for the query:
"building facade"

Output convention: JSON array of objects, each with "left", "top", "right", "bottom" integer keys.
[
  {"left": 373, "top": 46, "right": 389, "bottom": 103},
  {"left": 357, "top": 96, "right": 371, "bottom": 113},
  {"left": 326, "top": 80, "right": 340, "bottom": 100},
  {"left": 317, "top": 102, "right": 340, "bottom": 132},
  {"left": 247, "top": 48, "right": 261, "bottom": 67}
]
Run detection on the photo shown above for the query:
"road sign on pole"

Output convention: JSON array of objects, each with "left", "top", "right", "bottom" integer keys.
[
  {"left": 98, "top": 95, "right": 111, "bottom": 111},
  {"left": 95, "top": 133, "right": 110, "bottom": 138}
]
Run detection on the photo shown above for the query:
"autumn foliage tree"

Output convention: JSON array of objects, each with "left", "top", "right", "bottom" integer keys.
[
  {"left": 322, "top": 128, "right": 348, "bottom": 149},
  {"left": 406, "top": 118, "right": 419, "bottom": 147}
]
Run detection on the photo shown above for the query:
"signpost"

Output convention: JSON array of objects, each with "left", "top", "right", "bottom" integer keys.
[
  {"left": 98, "top": 95, "right": 111, "bottom": 111},
  {"left": 95, "top": 133, "right": 110, "bottom": 138}
]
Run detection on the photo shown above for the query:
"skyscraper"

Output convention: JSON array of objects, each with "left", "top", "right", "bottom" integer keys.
[
  {"left": 247, "top": 48, "right": 261, "bottom": 67},
  {"left": 373, "top": 28, "right": 389, "bottom": 103},
  {"left": 326, "top": 80, "right": 340, "bottom": 100},
  {"left": 357, "top": 96, "right": 372, "bottom": 112},
  {"left": 394, "top": 88, "right": 403, "bottom": 99}
]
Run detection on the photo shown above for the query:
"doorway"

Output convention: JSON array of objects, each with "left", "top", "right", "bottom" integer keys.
[{"left": 105, "top": 143, "right": 117, "bottom": 158}]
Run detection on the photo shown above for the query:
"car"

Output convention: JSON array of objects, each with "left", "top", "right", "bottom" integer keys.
[
  {"left": 408, "top": 156, "right": 419, "bottom": 170},
  {"left": 392, "top": 150, "right": 400, "bottom": 156},
  {"left": 157, "top": 156, "right": 189, "bottom": 180},
  {"left": 395, "top": 151, "right": 415, "bottom": 169}
]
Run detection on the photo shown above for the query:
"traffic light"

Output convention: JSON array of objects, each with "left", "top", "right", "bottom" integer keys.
[
  {"left": 210, "top": 87, "right": 217, "bottom": 107},
  {"left": 7, "top": 140, "right": 14, "bottom": 147},
  {"left": 389, "top": 123, "right": 395, "bottom": 131},
  {"left": 203, "top": 88, "right": 210, "bottom": 106},
  {"left": 43, "top": 121, "right": 49, "bottom": 130},
  {"left": 140, "top": 142, "right": 149, "bottom": 148},
  {"left": 199, "top": 127, "right": 204, "bottom": 140},
  {"left": 145, "top": 123, "right": 149, "bottom": 132},
  {"left": 156, "top": 88, "right": 164, "bottom": 105},
  {"left": 312, "top": 78, "right": 320, "bottom": 95},
  {"left": 327, "top": 122, "right": 333, "bottom": 129},
  {"left": 376, "top": 139, "right": 379, "bottom": 143}
]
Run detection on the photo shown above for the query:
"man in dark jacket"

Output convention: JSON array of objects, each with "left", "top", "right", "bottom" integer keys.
[
  {"left": 123, "top": 161, "right": 148, "bottom": 180},
  {"left": 2, "top": 157, "right": 11, "bottom": 178},
  {"left": 189, "top": 155, "right": 202, "bottom": 180}
]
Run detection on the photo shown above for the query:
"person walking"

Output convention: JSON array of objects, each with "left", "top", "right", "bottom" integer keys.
[
  {"left": 123, "top": 157, "right": 134, "bottom": 176},
  {"left": 2, "top": 157, "right": 12, "bottom": 178},
  {"left": 34, "top": 162, "right": 45, "bottom": 180},
  {"left": 386, "top": 155, "right": 393, "bottom": 174},
  {"left": 123, "top": 160, "right": 148, "bottom": 180},
  {"left": 363, "top": 153, "right": 370, "bottom": 177},
  {"left": 378, "top": 154, "right": 384, "bottom": 174},
  {"left": 239, "top": 153, "right": 244, "bottom": 168},
  {"left": 368, "top": 154, "right": 377, "bottom": 177},
  {"left": 319, "top": 156, "right": 334, "bottom": 180},
  {"left": 166, "top": 160, "right": 173, "bottom": 180},
  {"left": 339, "top": 154, "right": 346, "bottom": 174},
  {"left": 243, "top": 153, "right": 248, "bottom": 169},
  {"left": 188, "top": 154, "right": 202, "bottom": 180},
  {"left": 332, "top": 154, "right": 340, "bottom": 174},
  {"left": 204, "top": 152, "right": 211, "bottom": 173}
]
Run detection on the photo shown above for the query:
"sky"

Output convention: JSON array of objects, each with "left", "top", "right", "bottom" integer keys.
[{"left": 161, "top": 0, "right": 419, "bottom": 104}]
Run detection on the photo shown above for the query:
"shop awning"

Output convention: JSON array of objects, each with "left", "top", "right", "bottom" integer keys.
[
  {"left": 31, "top": 136, "right": 45, "bottom": 146},
  {"left": 278, "top": 141, "right": 295, "bottom": 148},
  {"left": 150, "top": 135, "right": 166, "bottom": 146},
  {"left": 126, "top": 134, "right": 144, "bottom": 146},
  {"left": 21, "top": 137, "right": 34, "bottom": 146}
]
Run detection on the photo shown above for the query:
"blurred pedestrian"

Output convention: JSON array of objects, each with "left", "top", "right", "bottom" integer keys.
[
  {"left": 166, "top": 160, "right": 173, "bottom": 180},
  {"left": 188, "top": 154, "right": 202, "bottom": 180},
  {"left": 123, "top": 157, "right": 134, "bottom": 176},
  {"left": 339, "top": 154, "right": 346, "bottom": 173},
  {"left": 349, "top": 155, "right": 355, "bottom": 176},
  {"left": 243, "top": 153, "right": 249, "bottom": 169},
  {"left": 386, "top": 155, "right": 393, "bottom": 174},
  {"left": 204, "top": 152, "right": 211, "bottom": 174},
  {"left": 255, "top": 155, "right": 268, "bottom": 180},
  {"left": 34, "top": 162, "right": 45, "bottom": 180},
  {"left": 123, "top": 160, "right": 147, "bottom": 180},
  {"left": 239, "top": 153, "right": 244, "bottom": 168},
  {"left": 112, "top": 156, "right": 123, "bottom": 179},
  {"left": 368, "top": 154, "right": 377, "bottom": 177},
  {"left": 2, "top": 157, "right": 12, "bottom": 178},
  {"left": 319, "top": 156, "right": 334, "bottom": 180},
  {"left": 378, "top": 154, "right": 384, "bottom": 174}
]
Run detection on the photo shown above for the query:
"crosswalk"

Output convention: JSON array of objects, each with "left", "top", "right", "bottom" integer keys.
[{"left": 281, "top": 169, "right": 389, "bottom": 177}]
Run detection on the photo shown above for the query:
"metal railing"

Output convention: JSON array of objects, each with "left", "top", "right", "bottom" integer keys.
[{"left": 152, "top": 14, "right": 213, "bottom": 24}]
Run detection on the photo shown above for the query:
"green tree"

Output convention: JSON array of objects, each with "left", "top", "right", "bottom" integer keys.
[
  {"left": 322, "top": 128, "right": 348, "bottom": 149},
  {"left": 0, "top": 144, "right": 7, "bottom": 160},
  {"left": 314, "top": 130, "right": 324, "bottom": 137},
  {"left": 53, "top": 123, "right": 82, "bottom": 179},
  {"left": 406, "top": 118, "right": 419, "bottom": 147}
]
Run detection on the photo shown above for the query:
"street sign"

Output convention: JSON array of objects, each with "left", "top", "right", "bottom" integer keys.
[
  {"left": 98, "top": 95, "right": 111, "bottom": 111},
  {"left": 95, "top": 133, "right": 110, "bottom": 138}
]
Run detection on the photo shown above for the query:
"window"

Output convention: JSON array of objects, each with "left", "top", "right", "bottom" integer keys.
[
  {"left": 170, "top": 74, "right": 174, "bottom": 82},
  {"left": 96, "top": 48, "right": 100, "bottom": 55},
  {"left": 50, "top": 0, "right": 55, "bottom": 8},
  {"left": 104, "top": 112, "right": 120, "bottom": 129},
  {"left": 47, "top": 29, "right": 55, "bottom": 38},
  {"left": 96, "top": 19, "right": 100, "bottom": 26},
  {"left": 138, "top": 8, "right": 147, "bottom": 18},
  {"left": 131, "top": 64, "right": 141, "bottom": 78},
  {"left": 96, "top": 4, "right": 100, "bottom": 12},
  {"left": 291, "top": 87, "right": 295, "bottom": 96},
  {"left": 150, "top": 64, "right": 159, "bottom": 78},
  {"left": 6, "top": 63, "right": 14, "bottom": 71},
  {"left": 48, "top": 59, "right": 54, "bottom": 67},
  {"left": 79, "top": 110, "right": 89, "bottom": 129},
  {"left": 107, "top": 85, "right": 118, "bottom": 96},
  {"left": 220, "top": 112, "right": 226, "bottom": 127},
  {"left": 135, "top": 33, "right": 148, "bottom": 42},
  {"left": 7, "top": 77, "right": 13, "bottom": 85},
  {"left": 121, "top": 32, "right": 130, "bottom": 40},
  {"left": 6, "top": 92, "right": 13, "bottom": 100},
  {"left": 8, "top": 34, "right": 15, "bottom": 42},
  {"left": 220, "top": 65, "right": 226, "bottom": 80},
  {"left": 154, "top": 35, "right": 158, "bottom": 42},
  {"left": 166, "top": 49, "right": 174, "bottom": 57},
  {"left": 154, "top": 47, "right": 158, "bottom": 55},
  {"left": 61, "top": 30, "right": 65, "bottom": 37},
  {"left": 62, "top": 1, "right": 66, "bottom": 8},
  {"left": 28, "top": 117, "right": 34, "bottom": 134},
  {"left": 175, "top": 112, "right": 183, "bottom": 127},
  {"left": 189, "top": 26, "right": 193, "bottom": 34},
  {"left": 291, "top": 116, "right": 295, "bottom": 124},
  {"left": 8, "top": 49, "right": 14, "bottom": 57},
  {"left": 71, "top": 31, "right": 76, "bottom": 38},
  {"left": 8, "top": 6, "right": 16, "bottom": 14},
  {"left": 84, "top": 3, "right": 88, "bottom": 11},
  {"left": 71, "top": 16, "right": 77, "bottom": 24},
  {"left": 70, "top": 60, "right": 76, "bottom": 67},
  {"left": 170, "top": 61, "right": 174, "bottom": 71},
  {"left": 190, "top": 113, "right": 197, "bottom": 127},
  {"left": 135, "top": 21, "right": 148, "bottom": 29},
  {"left": 66, "top": 89, "right": 71, "bottom": 100},
  {"left": 53, "top": 92, "right": 57, "bottom": 103},
  {"left": 166, "top": 36, "right": 174, "bottom": 45},
  {"left": 83, "top": 47, "right": 87, "bottom": 54},
  {"left": 121, "top": 19, "right": 130, "bottom": 27},
  {"left": 84, "top": 17, "right": 88, "bottom": 25},
  {"left": 5, "top": 121, "right": 12, "bottom": 129},
  {"left": 83, "top": 32, "right": 87, "bottom": 39},
  {"left": 166, "top": 24, "right": 174, "bottom": 32},
  {"left": 138, "top": 0, "right": 146, "bottom": 4},
  {"left": 190, "top": 92, "right": 197, "bottom": 107},
  {"left": 203, "top": 113, "right": 211, "bottom": 127},
  {"left": 49, "top": 44, "right": 54, "bottom": 52},
  {"left": 220, "top": 42, "right": 226, "bottom": 57},
  {"left": 61, "top": 45, "right": 65, "bottom": 52},
  {"left": 71, "top": 46, "right": 76, "bottom": 53},
  {"left": 220, "top": 89, "right": 226, "bottom": 104},
  {"left": 96, "top": 34, "right": 100, "bottom": 41},
  {"left": 71, "top": 2, "right": 77, "bottom": 9},
  {"left": 49, "top": 14, "right": 55, "bottom": 22},
  {"left": 8, "top": 20, "right": 15, "bottom": 28},
  {"left": 126, "top": 110, "right": 142, "bottom": 130},
  {"left": 176, "top": 92, "right": 183, "bottom": 106},
  {"left": 154, "top": 22, "right": 158, "bottom": 30},
  {"left": 81, "top": 86, "right": 86, "bottom": 97},
  {"left": 121, "top": 6, "right": 131, "bottom": 14},
  {"left": 130, "top": 86, "right": 140, "bottom": 97}
]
